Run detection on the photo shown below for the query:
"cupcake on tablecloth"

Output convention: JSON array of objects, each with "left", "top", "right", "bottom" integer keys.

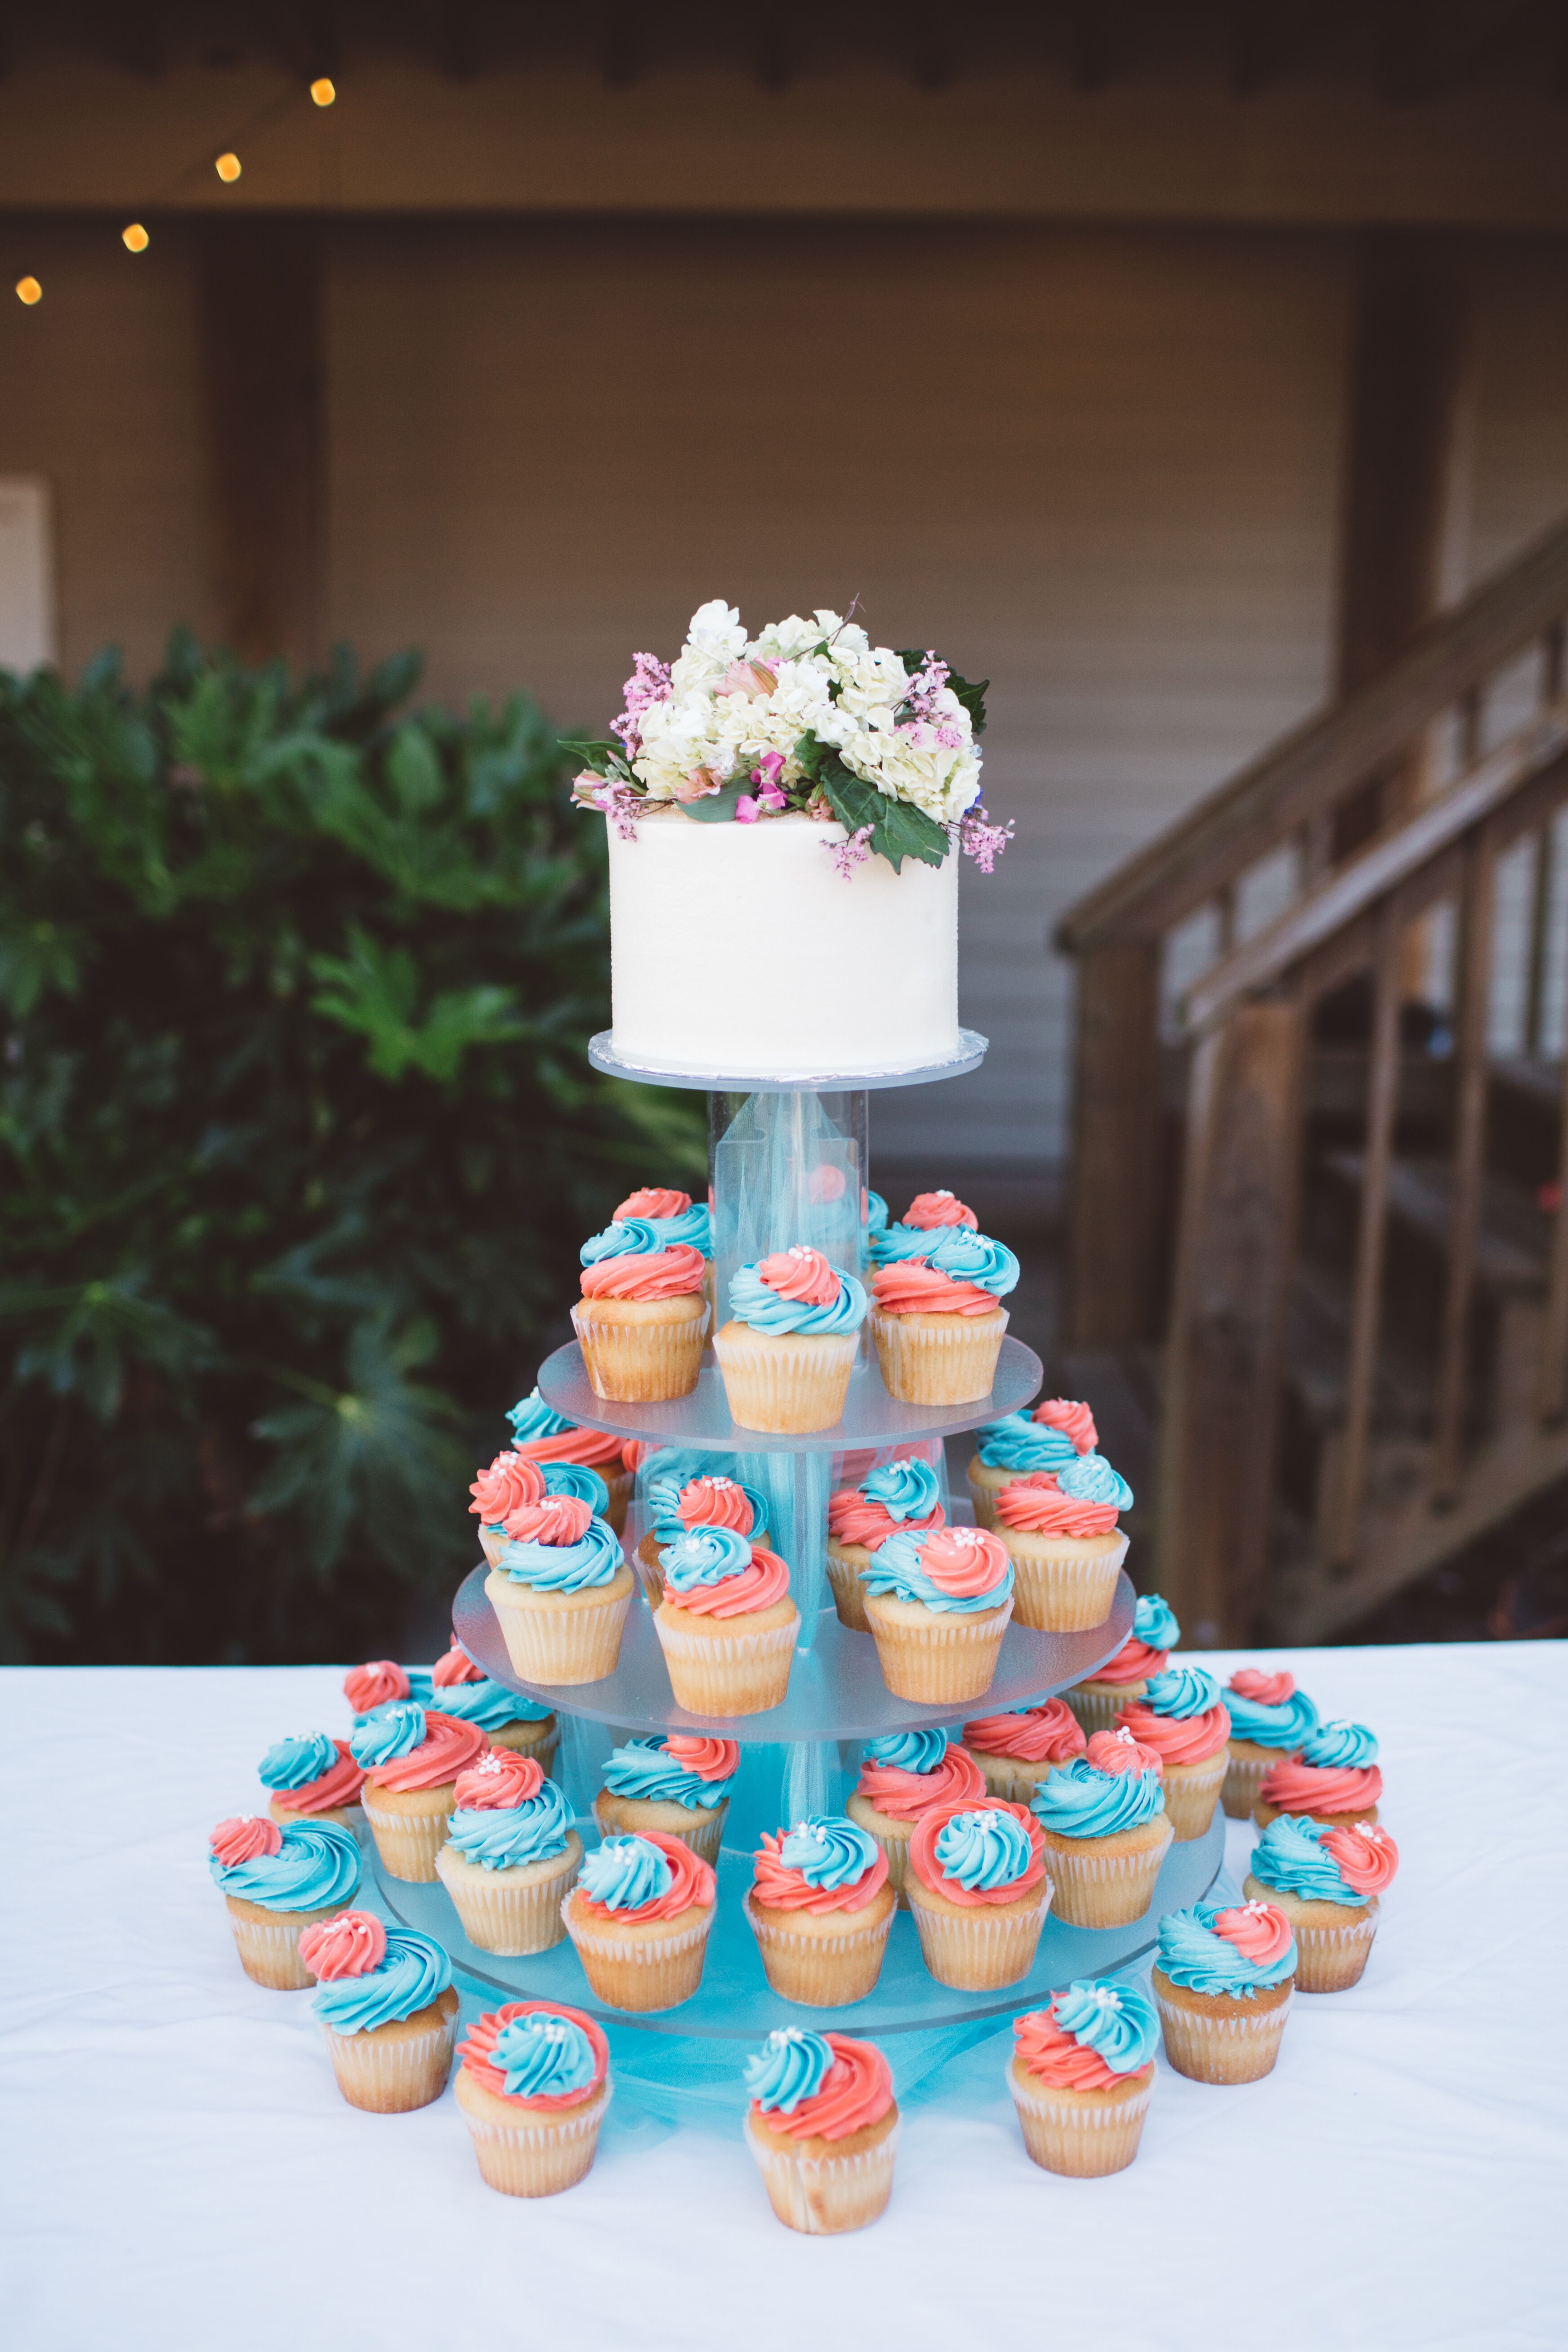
[
  {"left": 208, "top": 1815, "right": 361, "bottom": 1990},
  {"left": 562, "top": 1829, "right": 717, "bottom": 2012},
  {"left": 1221, "top": 1667, "right": 1320, "bottom": 1819},
  {"left": 435, "top": 1748, "right": 583, "bottom": 1954},
  {"left": 867, "top": 1223, "right": 1019, "bottom": 1406},
  {"left": 1244, "top": 1815, "right": 1398, "bottom": 1992},
  {"left": 456, "top": 1999, "right": 613, "bottom": 2196},
  {"left": 744, "top": 1816, "right": 896, "bottom": 2007},
  {"left": 1152, "top": 1898, "right": 1297, "bottom": 2084},
  {"left": 713, "top": 1246, "right": 867, "bottom": 1434},
  {"left": 1116, "top": 1666, "right": 1231, "bottom": 1843},
  {"left": 349, "top": 1699, "right": 488, "bottom": 1882},
  {"left": 636, "top": 1469, "right": 768, "bottom": 1605},
  {"left": 594, "top": 1733, "right": 740, "bottom": 1865},
  {"left": 990, "top": 1453, "right": 1132, "bottom": 1632},
  {"left": 905, "top": 1797, "right": 1053, "bottom": 1990},
  {"left": 1066, "top": 1591, "right": 1179, "bottom": 1736},
  {"left": 826, "top": 1457, "right": 945, "bottom": 1632},
  {"left": 1254, "top": 1720, "right": 1383, "bottom": 1830},
  {"left": 485, "top": 1493, "right": 634, "bottom": 1686},
  {"left": 1009, "top": 1977, "right": 1161, "bottom": 2177},
  {"left": 1028, "top": 1729, "right": 1173, "bottom": 1928},
  {"left": 572, "top": 1216, "right": 710, "bottom": 1402},
  {"left": 653, "top": 1525, "right": 798, "bottom": 1715},
  {"left": 258, "top": 1731, "right": 365, "bottom": 1833},
  {"left": 342, "top": 1659, "right": 434, "bottom": 1722},
  {"left": 429, "top": 1641, "right": 558, "bottom": 1768},
  {"left": 846, "top": 1729, "right": 986, "bottom": 1905},
  {"left": 968, "top": 1395, "right": 1097, "bottom": 1529},
  {"left": 508, "top": 1387, "right": 635, "bottom": 1533},
  {"left": 300, "top": 1909, "right": 459, "bottom": 2113},
  {"left": 859, "top": 1523, "right": 1014, "bottom": 1704},
  {"left": 961, "top": 1698, "right": 1086, "bottom": 1806},
  {"left": 743, "top": 2028, "right": 900, "bottom": 2236}
]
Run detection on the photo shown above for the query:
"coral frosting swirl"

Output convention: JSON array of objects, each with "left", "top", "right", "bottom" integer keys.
[
  {"left": 745, "top": 2030, "right": 895, "bottom": 2142},
  {"left": 995, "top": 1472, "right": 1120, "bottom": 1539},
  {"left": 506, "top": 1388, "right": 627, "bottom": 1470},
  {"left": 1117, "top": 1668, "right": 1231, "bottom": 1766},
  {"left": 1258, "top": 1755, "right": 1384, "bottom": 1816},
  {"left": 469, "top": 1451, "right": 547, "bottom": 1528},
  {"left": 209, "top": 1819, "right": 361, "bottom": 1911},
  {"left": 348, "top": 1703, "right": 488, "bottom": 1790},
  {"left": 305, "top": 1924, "right": 452, "bottom": 2033},
  {"left": 1014, "top": 1978, "right": 1160, "bottom": 2089},
  {"left": 1156, "top": 1900, "right": 1296, "bottom": 1996},
  {"left": 1249, "top": 1814, "right": 1399, "bottom": 1905},
  {"left": 728, "top": 1247, "right": 867, "bottom": 1336},
  {"left": 908, "top": 1798, "right": 1049, "bottom": 1906},
  {"left": 602, "top": 1735, "right": 739, "bottom": 1809},
  {"left": 861, "top": 1524, "right": 1014, "bottom": 1614},
  {"left": 580, "top": 1243, "right": 706, "bottom": 1301},
  {"left": 829, "top": 1458, "right": 945, "bottom": 1550},
  {"left": 961, "top": 1699, "right": 1086, "bottom": 1766},
  {"left": 855, "top": 1735, "right": 986, "bottom": 1819},
  {"left": 259, "top": 1734, "right": 365, "bottom": 1813},
  {"left": 342, "top": 1660, "right": 411, "bottom": 1714},
  {"left": 459, "top": 2000, "right": 610, "bottom": 2110},
  {"left": 902, "top": 1190, "right": 978, "bottom": 1230},
  {"left": 1224, "top": 1668, "right": 1320, "bottom": 1750},
  {"left": 751, "top": 1819, "right": 890, "bottom": 1913},
  {"left": 574, "top": 1830, "right": 715, "bottom": 1922},
  {"left": 659, "top": 1526, "right": 791, "bottom": 1618}
]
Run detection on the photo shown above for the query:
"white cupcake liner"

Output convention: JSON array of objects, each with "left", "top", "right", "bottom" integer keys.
[
  {"left": 1240, "top": 1877, "right": 1382, "bottom": 1994},
  {"left": 906, "top": 1886, "right": 1051, "bottom": 1990},
  {"left": 964, "top": 1460, "right": 1013, "bottom": 1531},
  {"left": 1221, "top": 1745, "right": 1279, "bottom": 1819},
  {"left": 744, "top": 2112, "right": 900, "bottom": 2235},
  {"left": 1153, "top": 1976, "right": 1293, "bottom": 2084},
  {"left": 825, "top": 1546, "right": 872, "bottom": 1632},
  {"left": 1041, "top": 1820, "right": 1173, "bottom": 1929},
  {"left": 653, "top": 1610, "right": 798, "bottom": 1716},
  {"left": 741, "top": 1891, "right": 895, "bottom": 2007},
  {"left": 562, "top": 1900, "right": 714, "bottom": 2012},
  {"left": 869, "top": 1307, "right": 1008, "bottom": 1407},
  {"left": 972, "top": 1754, "right": 1059, "bottom": 1809},
  {"left": 319, "top": 1993, "right": 460, "bottom": 2113},
  {"left": 1161, "top": 1748, "right": 1229, "bottom": 1842},
  {"left": 486, "top": 1719, "right": 559, "bottom": 1774},
  {"left": 1009, "top": 2066, "right": 1153, "bottom": 2177},
  {"left": 713, "top": 1327, "right": 858, "bottom": 1435},
  {"left": 485, "top": 1569, "right": 633, "bottom": 1686},
  {"left": 361, "top": 1787, "right": 456, "bottom": 1884},
  {"left": 225, "top": 1898, "right": 350, "bottom": 1991},
  {"left": 863, "top": 1593, "right": 1012, "bottom": 1704},
  {"left": 434, "top": 1837, "right": 581, "bottom": 1955},
  {"left": 456, "top": 2069, "right": 612, "bottom": 2196},
  {"left": 1001, "top": 1530, "right": 1128, "bottom": 1632},
  {"left": 1065, "top": 1679, "right": 1145, "bottom": 1737},
  {"left": 479, "top": 1525, "right": 509, "bottom": 1569},
  {"left": 845, "top": 1803, "right": 915, "bottom": 1908},
  {"left": 571, "top": 1297, "right": 709, "bottom": 1403}
]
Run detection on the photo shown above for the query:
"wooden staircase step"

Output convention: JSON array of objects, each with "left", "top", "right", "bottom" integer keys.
[{"left": 1321, "top": 1149, "right": 1550, "bottom": 1297}]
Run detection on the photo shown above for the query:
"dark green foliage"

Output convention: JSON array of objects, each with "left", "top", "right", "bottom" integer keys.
[
  {"left": 793, "top": 733, "right": 950, "bottom": 872},
  {"left": 0, "top": 632, "right": 703, "bottom": 1664}
]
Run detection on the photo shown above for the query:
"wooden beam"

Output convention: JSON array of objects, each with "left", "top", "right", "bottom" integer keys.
[
  {"left": 1330, "top": 903, "right": 1403, "bottom": 1565},
  {"left": 1066, "top": 938, "right": 1161, "bottom": 1347},
  {"left": 1433, "top": 819, "right": 1499, "bottom": 1500},
  {"left": 1540, "top": 1042, "right": 1568, "bottom": 1422},
  {"left": 1157, "top": 997, "right": 1304, "bottom": 1646}
]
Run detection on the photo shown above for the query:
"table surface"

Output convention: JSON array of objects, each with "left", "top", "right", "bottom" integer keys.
[{"left": 4, "top": 1642, "right": 1566, "bottom": 2352}]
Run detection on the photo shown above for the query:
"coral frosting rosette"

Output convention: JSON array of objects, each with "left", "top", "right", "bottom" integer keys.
[
  {"left": 299, "top": 1909, "right": 460, "bottom": 2115},
  {"left": 594, "top": 1733, "right": 740, "bottom": 1866},
  {"left": 1115, "top": 1666, "right": 1231, "bottom": 1842},
  {"left": 1255, "top": 1721, "right": 1384, "bottom": 1830},
  {"left": 959, "top": 1697, "right": 1087, "bottom": 1805}
]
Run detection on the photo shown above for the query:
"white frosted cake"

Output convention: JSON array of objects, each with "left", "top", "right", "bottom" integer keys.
[{"left": 608, "top": 811, "right": 960, "bottom": 1079}]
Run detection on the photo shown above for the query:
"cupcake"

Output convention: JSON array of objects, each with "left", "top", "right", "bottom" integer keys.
[
  {"left": 572, "top": 1217, "right": 710, "bottom": 1402},
  {"left": 349, "top": 1699, "right": 488, "bottom": 1882},
  {"left": 435, "top": 1749, "right": 583, "bottom": 1954},
  {"left": 905, "top": 1798, "right": 1053, "bottom": 1990},
  {"left": 485, "top": 1494, "right": 635, "bottom": 1686},
  {"left": 859, "top": 1524, "right": 1014, "bottom": 1705},
  {"left": 743, "top": 2028, "right": 899, "bottom": 2236},
  {"left": 469, "top": 1448, "right": 548, "bottom": 1569},
  {"left": 342, "top": 1659, "right": 434, "bottom": 1721},
  {"left": 1028, "top": 1730, "right": 1174, "bottom": 1928},
  {"left": 1066, "top": 1591, "right": 1179, "bottom": 1735},
  {"left": 1254, "top": 1721, "right": 1383, "bottom": 1830},
  {"left": 1116, "top": 1667, "right": 1232, "bottom": 1843},
  {"left": 300, "top": 1910, "right": 460, "bottom": 2112},
  {"left": 1244, "top": 1815, "right": 1399, "bottom": 1993},
  {"left": 846, "top": 1729, "right": 986, "bottom": 1905},
  {"left": 508, "top": 1387, "right": 634, "bottom": 1532},
  {"left": 653, "top": 1526, "right": 799, "bottom": 1716},
  {"left": 613, "top": 1185, "right": 714, "bottom": 1318},
  {"left": 826, "top": 1457, "right": 944, "bottom": 1632},
  {"left": 1152, "top": 1899, "right": 1296, "bottom": 2084},
  {"left": 1221, "top": 1668, "right": 1320, "bottom": 1819},
  {"left": 960, "top": 1698, "right": 1086, "bottom": 1806},
  {"left": 867, "top": 1227, "right": 1018, "bottom": 1406},
  {"left": 562, "top": 1830, "right": 717, "bottom": 2012},
  {"left": 208, "top": 1815, "right": 361, "bottom": 1990},
  {"left": 968, "top": 1395, "right": 1096, "bottom": 1528},
  {"left": 713, "top": 1246, "right": 868, "bottom": 1434},
  {"left": 744, "top": 1816, "right": 897, "bottom": 2006},
  {"left": 636, "top": 1469, "right": 768, "bottom": 1605},
  {"left": 258, "top": 1731, "right": 365, "bottom": 1832},
  {"left": 1009, "top": 1977, "right": 1161, "bottom": 2177},
  {"left": 456, "top": 2000, "right": 613, "bottom": 2196},
  {"left": 594, "top": 1733, "right": 740, "bottom": 1865},
  {"left": 429, "top": 1641, "right": 558, "bottom": 1768},
  {"left": 991, "top": 1455, "right": 1132, "bottom": 1632}
]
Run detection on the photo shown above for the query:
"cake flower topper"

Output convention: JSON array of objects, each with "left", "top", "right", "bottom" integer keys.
[{"left": 566, "top": 600, "right": 1012, "bottom": 876}]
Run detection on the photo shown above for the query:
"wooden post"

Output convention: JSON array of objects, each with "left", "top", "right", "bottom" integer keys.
[
  {"left": 1157, "top": 997, "right": 1304, "bottom": 1645},
  {"left": 196, "top": 217, "right": 326, "bottom": 667},
  {"left": 1331, "top": 907, "right": 1403, "bottom": 1565},
  {"left": 1433, "top": 820, "right": 1498, "bottom": 1501},
  {"left": 1066, "top": 938, "right": 1162, "bottom": 1346}
]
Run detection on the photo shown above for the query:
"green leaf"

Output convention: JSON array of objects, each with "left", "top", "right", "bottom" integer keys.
[
  {"left": 385, "top": 723, "right": 445, "bottom": 815},
  {"left": 678, "top": 781, "right": 748, "bottom": 824},
  {"left": 817, "top": 760, "right": 949, "bottom": 874}
]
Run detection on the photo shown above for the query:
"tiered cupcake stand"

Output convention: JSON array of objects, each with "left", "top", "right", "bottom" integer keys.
[{"left": 370, "top": 1041, "right": 1224, "bottom": 2117}]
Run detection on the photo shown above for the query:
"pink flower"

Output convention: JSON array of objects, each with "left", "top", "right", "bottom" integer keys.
[
  {"left": 610, "top": 651, "right": 673, "bottom": 759},
  {"left": 735, "top": 794, "right": 760, "bottom": 823},
  {"left": 718, "top": 658, "right": 777, "bottom": 700},
  {"left": 671, "top": 766, "right": 725, "bottom": 803}
]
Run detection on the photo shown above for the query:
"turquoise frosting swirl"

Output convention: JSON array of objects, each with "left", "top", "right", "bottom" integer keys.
[
  {"left": 728, "top": 1261, "right": 867, "bottom": 1336},
  {"left": 1058, "top": 1453, "right": 1134, "bottom": 1511},
  {"left": 1300, "top": 1720, "right": 1378, "bottom": 1768},
  {"left": 1051, "top": 1978, "right": 1161, "bottom": 2074},
  {"left": 498, "top": 1513, "right": 623, "bottom": 1592},
  {"left": 1030, "top": 1757, "right": 1166, "bottom": 1838},
  {"left": 349, "top": 1700, "right": 426, "bottom": 1766},
  {"left": 976, "top": 1413, "right": 1078, "bottom": 1474},
  {"left": 436, "top": 1676, "right": 552, "bottom": 1730},
  {"left": 1226, "top": 1686, "right": 1320, "bottom": 1749},
  {"left": 259, "top": 1730, "right": 338, "bottom": 1792},
  {"left": 745, "top": 2027, "right": 835, "bottom": 2112},
  {"left": 645, "top": 1204, "right": 710, "bottom": 1255},
  {"left": 311, "top": 1928, "right": 451, "bottom": 2034},
  {"left": 1249, "top": 1814, "right": 1369, "bottom": 1907},
  {"left": 777, "top": 1815, "right": 880, "bottom": 1889},
  {"left": 543, "top": 1462, "right": 611, "bottom": 1515},
  {"left": 864, "top": 1190, "right": 889, "bottom": 1234},
  {"left": 862, "top": 1727, "right": 947, "bottom": 1775},
  {"left": 581, "top": 1215, "right": 664, "bottom": 1265},
  {"left": 353, "top": 1668, "right": 433, "bottom": 1724},
  {"left": 661, "top": 1524, "right": 752, "bottom": 1596},
  {"left": 867, "top": 1221, "right": 938, "bottom": 1268},
  {"left": 933, "top": 1806, "right": 1034, "bottom": 1892},
  {"left": 603, "top": 1737, "right": 735, "bottom": 1810},
  {"left": 447, "top": 1778, "right": 573, "bottom": 1869},
  {"left": 860, "top": 1526, "right": 1014, "bottom": 1616},
  {"left": 1156, "top": 1902, "right": 1296, "bottom": 1996},
  {"left": 506, "top": 1389, "right": 572, "bottom": 1443},
  {"left": 652, "top": 1479, "right": 768, "bottom": 1552},
  {"left": 1142, "top": 1665, "right": 1222, "bottom": 1720},
  {"left": 861, "top": 1458, "right": 942, "bottom": 1520},
  {"left": 915, "top": 1226, "right": 1022, "bottom": 1295},
  {"left": 1131, "top": 1593, "right": 1179, "bottom": 1649},
  {"left": 491, "top": 2011, "right": 598, "bottom": 2099},
  {"left": 577, "top": 1834, "right": 673, "bottom": 1912},
  {"left": 209, "top": 1821, "right": 361, "bottom": 1912}
]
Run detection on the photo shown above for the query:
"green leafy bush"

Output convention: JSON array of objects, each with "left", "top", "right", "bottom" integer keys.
[{"left": 0, "top": 632, "right": 702, "bottom": 1664}]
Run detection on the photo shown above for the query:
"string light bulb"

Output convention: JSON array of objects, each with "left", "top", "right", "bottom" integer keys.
[
  {"left": 214, "top": 152, "right": 241, "bottom": 183},
  {"left": 122, "top": 223, "right": 150, "bottom": 253},
  {"left": 309, "top": 77, "right": 336, "bottom": 106},
  {"left": 15, "top": 276, "right": 41, "bottom": 305}
]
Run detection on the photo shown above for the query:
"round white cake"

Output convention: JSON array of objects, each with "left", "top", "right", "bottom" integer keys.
[{"left": 607, "top": 810, "right": 960, "bottom": 1080}]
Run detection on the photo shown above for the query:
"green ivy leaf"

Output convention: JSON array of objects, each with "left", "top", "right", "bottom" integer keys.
[
  {"left": 814, "top": 756, "right": 949, "bottom": 874},
  {"left": 678, "top": 781, "right": 748, "bottom": 824}
]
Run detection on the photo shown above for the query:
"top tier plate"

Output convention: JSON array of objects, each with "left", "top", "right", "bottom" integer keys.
[
  {"left": 587, "top": 1028, "right": 988, "bottom": 1095},
  {"left": 536, "top": 1333, "right": 1043, "bottom": 1453}
]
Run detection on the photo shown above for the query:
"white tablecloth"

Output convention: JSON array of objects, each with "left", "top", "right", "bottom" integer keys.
[{"left": 4, "top": 1643, "right": 1566, "bottom": 2352}]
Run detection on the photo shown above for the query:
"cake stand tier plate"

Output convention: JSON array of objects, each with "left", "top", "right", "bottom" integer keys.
[
  {"left": 454, "top": 1565, "right": 1134, "bottom": 1740},
  {"left": 586, "top": 1029, "right": 988, "bottom": 1094},
  {"left": 535, "top": 1335, "right": 1043, "bottom": 1453},
  {"left": 369, "top": 1808, "right": 1223, "bottom": 2039}
]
